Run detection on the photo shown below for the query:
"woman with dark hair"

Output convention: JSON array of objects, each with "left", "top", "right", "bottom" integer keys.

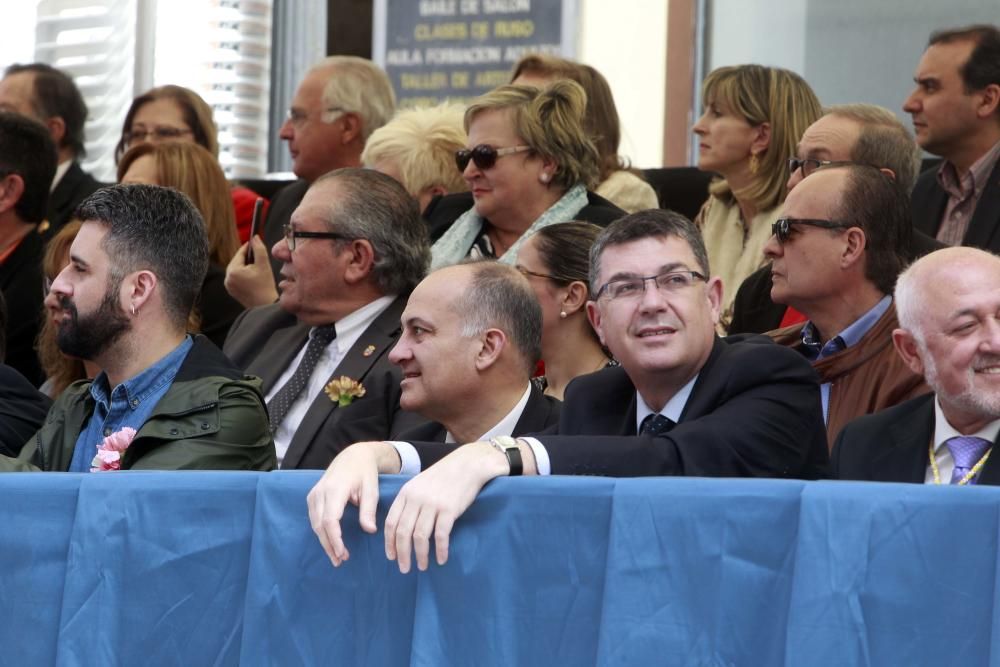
[
  {"left": 516, "top": 222, "right": 615, "bottom": 400},
  {"left": 115, "top": 84, "right": 266, "bottom": 243},
  {"left": 118, "top": 142, "right": 244, "bottom": 347},
  {"left": 511, "top": 54, "right": 658, "bottom": 214},
  {"left": 429, "top": 80, "right": 624, "bottom": 269}
]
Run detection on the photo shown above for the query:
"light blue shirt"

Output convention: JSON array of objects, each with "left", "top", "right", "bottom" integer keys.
[
  {"left": 635, "top": 374, "right": 699, "bottom": 433},
  {"left": 799, "top": 295, "right": 892, "bottom": 422},
  {"left": 68, "top": 336, "right": 194, "bottom": 472}
]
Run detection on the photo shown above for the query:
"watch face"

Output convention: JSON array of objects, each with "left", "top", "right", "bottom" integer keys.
[{"left": 492, "top": 436, "right": 517, "bottom": 450}]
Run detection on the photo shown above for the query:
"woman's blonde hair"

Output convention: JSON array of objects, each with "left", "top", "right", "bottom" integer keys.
[
  {"left": 117, "top": 142, "right": 239, "bottom": 267},
  {"left": 361, "top": 102, "right": 468, "bottom": 196},
  {"left": 702, "top": 64, "right": 822, "bottom": 211},
  {"left": 465, "top": 80, "right": 601, "bottom": 191},
  {"left": 37, "top": 221, "right": 86, "bottom": 398}
]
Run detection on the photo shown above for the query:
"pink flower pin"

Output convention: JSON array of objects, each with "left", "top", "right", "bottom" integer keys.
[{"left": 90, "top": 427, "right": 138, "bottom": 472}]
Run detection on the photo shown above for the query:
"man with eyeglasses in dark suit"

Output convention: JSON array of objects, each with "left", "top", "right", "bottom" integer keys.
[{"left": 224, "top": 168, "right": 428, "bottom": 469}]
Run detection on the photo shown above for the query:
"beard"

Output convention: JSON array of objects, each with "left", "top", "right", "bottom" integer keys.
[
  {"left": 923, "top": 350, "right": 1000, "bottom": 421},
  {"left": 55, "top": 287, "right": 131, "bottom": 361}
]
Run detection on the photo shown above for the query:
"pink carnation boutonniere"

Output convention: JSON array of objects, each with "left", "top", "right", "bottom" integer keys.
[
  {"left": 90, "top": 427, "right": 138, "bottom": 472},
  {"left": 324, "top": 376, "right": 366, "bottom": 407}
]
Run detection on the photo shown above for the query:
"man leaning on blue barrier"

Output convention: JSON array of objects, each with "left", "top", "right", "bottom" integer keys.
[
  {"left": 0, "top": 184, "right": 275, "bottom": 473},
  {"left": 308, "top": 209, "right": 828, "bottom": 572}
]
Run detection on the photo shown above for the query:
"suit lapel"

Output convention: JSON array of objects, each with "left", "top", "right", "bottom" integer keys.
[
  {"left": 281, "top": 297, "right": 405, "bottom": 468},
  {"left": 974, "top": 431, "right": 1000, "bottom": 486},
  {"left": 911, "top": 171, "right": 948, "bottom": 237},
  {"left": 511, "top": 384, "right": 556, "bottom": 435},
  {"left": 876, "top": 397, "right": 935, "bottom": 483},
  {"left": 245, "top": 322, "right": 311, "bottom": 392},
  {"left": 962, "top": 161, "right": 1000, "bottom": 249}
]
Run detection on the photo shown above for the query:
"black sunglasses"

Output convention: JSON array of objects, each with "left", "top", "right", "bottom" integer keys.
[
  {"left": 771, "top": 217, "right": 852, "bottom": 244},
  {"left": 455, "top": 144, "right": 531, "bottom": 172}
]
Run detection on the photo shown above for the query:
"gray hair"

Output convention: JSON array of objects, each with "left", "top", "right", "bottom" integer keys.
[
  {"left": 455, "top": 261, "right": 542, "bottom": 376},
  {"left": 312, "top": 56, "right": 396, "bottom": 141},
  {"left": 313, "top": 168, "right": 429, "bottom": 295},
  {"left": 75, "top": 184, "right": 209, "bottom": 329},
  {"left": 589, "top": 209, "right": 707, "bottom": 297},
  {"left": 825, "top": 103, "right": 922, "bottom": 194}
]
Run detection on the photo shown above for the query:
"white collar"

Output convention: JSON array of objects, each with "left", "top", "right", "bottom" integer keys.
[
  {"left": 932, "top": 396, "right": 1000, "bottom": 452},
  {"left": 634, "top": 374, "right": 699, "bottom": 433},
  {"left": 50, "top": 159, "right": 72, "bottom": 193},
  {"left": 445, "top": 383, "right": 532, "bottom": 444}
]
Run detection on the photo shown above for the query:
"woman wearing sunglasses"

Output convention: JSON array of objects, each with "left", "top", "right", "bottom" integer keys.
[
  {"left": 691, "top": 64, "right": 822, "bottom": 331},
  {"left": 429, "top": 80, "right": 624, "bottom": 269}
]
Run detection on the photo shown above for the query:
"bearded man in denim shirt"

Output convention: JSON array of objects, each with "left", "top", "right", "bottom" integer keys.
[{"left": 1, "top": 184, "right": 275, "bottom": 472}]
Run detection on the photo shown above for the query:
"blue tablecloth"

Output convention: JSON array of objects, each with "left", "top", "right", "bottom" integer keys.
[{"left": 1, "top": 472, "right": 997, "bottom": 665}]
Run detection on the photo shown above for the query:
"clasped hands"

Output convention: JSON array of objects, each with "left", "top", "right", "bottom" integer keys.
[{"left": 306, "top": 440, "right": 522, "bottom": 573}]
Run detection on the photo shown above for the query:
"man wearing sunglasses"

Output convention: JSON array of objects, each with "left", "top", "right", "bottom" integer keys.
[
  {"left": 763, "top": 164, "right": 928, "bottom": 448},
  {"left": 224, "top": 169, "right": 428, "bottom": 469},
  {"left": 730, "top": 104, "right": 943, "bottom": 335},
  {"left": 307, "top": 209, "right": 827, "bottom": 573}
]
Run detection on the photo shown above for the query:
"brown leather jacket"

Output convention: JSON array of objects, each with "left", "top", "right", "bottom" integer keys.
[{"left": 768, "top": 303, "right": 930, "bottom": 450}]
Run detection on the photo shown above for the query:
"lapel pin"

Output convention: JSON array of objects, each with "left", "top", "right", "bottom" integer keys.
[{"left": 362, "top": 344, "right": 376, "bottom": 357}]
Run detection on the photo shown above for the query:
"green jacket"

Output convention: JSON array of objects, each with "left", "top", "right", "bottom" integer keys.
[{"left": 1, "top": 336, "right": 276, "bottom": 472}]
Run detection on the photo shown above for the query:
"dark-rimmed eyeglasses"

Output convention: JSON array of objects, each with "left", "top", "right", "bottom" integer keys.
[
  {"left": 124, "top": 126, "right": 193, "bottom": 144},
  {"left": 771, "top": 217, "right": 851, "bottom": 244},
  {"left": 595, "top": 270, "right": 707, "bottom": 302},
  {"left": 455, "top": 144, "right": 531, "bottom": 172},
  {"left": 282, "top": 224, "right": 349, "bottom": 251},
  {"left": 787, "top": 158, "right": 855, "bottom": 179}
]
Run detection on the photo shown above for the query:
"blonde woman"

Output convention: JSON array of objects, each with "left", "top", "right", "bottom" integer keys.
[{"left": 692, "top": 65, "right": 822, "bottom": 329}]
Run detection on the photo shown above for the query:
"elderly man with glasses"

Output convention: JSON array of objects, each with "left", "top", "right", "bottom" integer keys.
[
  {"left": 223, "top": 168, "right": 429, "bottom": 470},
  {"left": 763, "top": 163, "right": 929, "bottom": 449},
  {"left": 306, "top": 209, "right": 827, "bottom": 574}
]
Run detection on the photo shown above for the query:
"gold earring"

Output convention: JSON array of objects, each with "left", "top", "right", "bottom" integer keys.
[{"left": 749, "top": 153, "right": 760, "bottom": 175}]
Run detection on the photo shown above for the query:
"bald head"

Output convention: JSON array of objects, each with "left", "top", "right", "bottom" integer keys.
[{"left": 893, "top": 247, "right": 1000, "bottom": 432}]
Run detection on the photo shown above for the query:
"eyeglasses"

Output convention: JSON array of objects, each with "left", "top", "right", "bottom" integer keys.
[
  {"left": 124, "top": 126, "right": 193, "bottom": 144},
  {"left": 595, "top": 270, "right": 707, "bottom": 302},
  {"left": 285, "top": 107, "right": 346, "bottom": 126},
  {"left": 455, "top": 144, "right": 531, "bottom": 172},
  {"left": 283, "top": 224, "right": 349, "bottom": 251},
  {"left": 787, "top": 158, "right": 855, "bottom": 179},
  {"left": 770, "top": 217, "right": 852, "bottom": 244}
]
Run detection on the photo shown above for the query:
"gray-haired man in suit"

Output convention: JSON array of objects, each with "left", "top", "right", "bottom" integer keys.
[{"left": 224, "top": 168, "right": 428, "bottom": 469}]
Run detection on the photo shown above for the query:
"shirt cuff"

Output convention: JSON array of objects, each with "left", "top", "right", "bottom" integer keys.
[
  {"left": 519, "top": 437, "right": 550, "bottom": 476},
  {"left": 386, "top": 441, "right": 420, "bottom": 475}
]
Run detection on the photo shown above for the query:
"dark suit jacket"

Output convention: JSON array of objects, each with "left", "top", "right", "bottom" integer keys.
[
  {"left": 414, "top": 335, "right": 828, "bottom": 479},
  {"left": 830, "top": 392, "right": 1000, "bottom": 485},
  {"left": 0, "top": 230, "right": 44, "bottom": 385},
  {"left": 0, "top": 364, "right": 50, "bottom": 458},
  {"left": 911, "top": 158, "right": 1000, "bottom": 251},
  {"left": 396, "top": 383, "right": 561, "bottom": 468},
  {"left": 262, "top": 179, "right": 309, "bottom": 282},
  {"left": 223, "top": 298, "right": 424, "bottom": 469},
  {"left": 44, "top": 161, "right": 102, "bottom": 237},
  {"left": 729, "top": 229, "right": 945, "bottom": 335},
  {"left": 422, "top": 190, "right": 626, "bottom": 243}
]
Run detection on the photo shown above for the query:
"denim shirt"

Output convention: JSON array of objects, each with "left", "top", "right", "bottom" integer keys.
[
  {"left": 68, "top": 336, "right": 194, "bottom": 472},
  {"left": 799, "top": 295, "right": 892, "bottom": 422}
]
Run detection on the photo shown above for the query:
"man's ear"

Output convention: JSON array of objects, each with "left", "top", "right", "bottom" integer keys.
[
  {"left": 841, "top": 227, "right": 867, "bottom": 269},
  {"left": 561, "top": 280, "right": 589, "bottom": 316},
  {"left": 340, "top": 112, "right": 362, "bottom": 145},
  {"left": 0, "top": 173, "right": 25, "bottom": 216},
  {"left": 475, "top": 328, "right": 506, "bottom": 371},
  {"left": 891, "top": 328, "right": 926, "bottom": 377},
  {"left": 127, "top": 269, "right": 159, "bottom": 313},
  {"left": 586, "top": 300, "right": 606, "bottom": 346},
  {"left": 706, "top": 276, "right": 723, "bottom": 325},
  {"left": 46, "top": 116, "right": 66, "bottom": 149},
  {"left": 343, "top": 239, "right": 375, "bottom": 284},
  {"left": 977, "top": 83, "right": 1000, "bottom": 119}
]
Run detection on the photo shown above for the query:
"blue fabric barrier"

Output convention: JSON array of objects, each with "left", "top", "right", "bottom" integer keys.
[{"left": 1, "top": 473, "right": 998, "bottom": 666}]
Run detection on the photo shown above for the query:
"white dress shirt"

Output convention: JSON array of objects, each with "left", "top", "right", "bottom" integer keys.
[
  {"left": 923, "top": 397, "right": 1000, "bottom": 484},
  {"left": 50, "top": 159, "right": 71, "bottom": 193},
  {"left": 394, "top": 384, "right": 534, "bottom": 475},
  {"left": 266, "top": 295, "right": 395, "bottom": 466}
]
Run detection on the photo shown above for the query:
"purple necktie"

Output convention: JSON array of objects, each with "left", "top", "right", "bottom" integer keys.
[{"left": 945, "top": 436, "right": 992, "bottom": 485}]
